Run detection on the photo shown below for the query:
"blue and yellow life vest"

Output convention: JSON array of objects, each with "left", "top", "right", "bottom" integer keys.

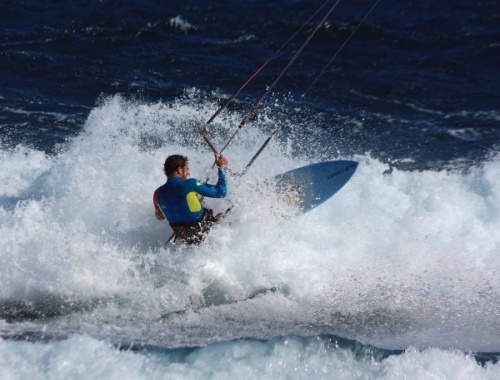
[{"left": 154, "top": 168, "right": 227, "bottom": 224}]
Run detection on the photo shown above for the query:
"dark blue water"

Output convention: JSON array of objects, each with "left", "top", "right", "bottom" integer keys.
[{"left": 1, "top": 0, "right": 498, "bottom": 167}]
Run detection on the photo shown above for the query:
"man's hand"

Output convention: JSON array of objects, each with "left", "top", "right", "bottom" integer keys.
[
  {"left": 214, "top": 153, "right": 228, "bottom": 168},
  {"left": 155, "top": 207, "right": 165, "bottom": 220}
]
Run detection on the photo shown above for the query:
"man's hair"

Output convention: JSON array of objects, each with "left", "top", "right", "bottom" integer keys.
[{"left": 164, "top": 155, "right": 188, "bottom": 177}]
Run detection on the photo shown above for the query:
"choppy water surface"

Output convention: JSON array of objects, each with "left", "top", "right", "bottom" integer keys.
[{"left": 1, "top": 0, "right": 499, "bottom": 379}]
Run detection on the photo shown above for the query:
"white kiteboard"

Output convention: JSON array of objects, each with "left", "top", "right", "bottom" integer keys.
[{"left": 272, "top": 160, "right": 358, "bottom": 214}]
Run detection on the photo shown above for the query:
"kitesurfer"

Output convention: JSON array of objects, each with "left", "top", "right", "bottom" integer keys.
[{"left": 153, "top": 153, "right": 228, "bottom": 244}]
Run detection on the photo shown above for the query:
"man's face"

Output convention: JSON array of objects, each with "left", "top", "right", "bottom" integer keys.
[{"left": 178, "top": 161, "right": 190, "bottom": 180}]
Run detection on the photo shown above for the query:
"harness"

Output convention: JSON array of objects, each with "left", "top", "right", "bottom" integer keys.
[{"left": 169, "top": 209, "right": 221, "bottom": 245}]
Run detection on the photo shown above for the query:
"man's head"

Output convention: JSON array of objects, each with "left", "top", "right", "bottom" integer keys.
[{"left": 164, "top": 155, "right": 190, "bottom": 179}]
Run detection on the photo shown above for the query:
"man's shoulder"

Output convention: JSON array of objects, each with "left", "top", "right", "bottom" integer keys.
[{"left": 185, "top": 178, "right": 203, "bottom": 187}]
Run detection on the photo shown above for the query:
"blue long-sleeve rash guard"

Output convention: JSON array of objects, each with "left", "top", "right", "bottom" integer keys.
[{"left": 154, "top": 168, "right": 227, "bottom": 224}]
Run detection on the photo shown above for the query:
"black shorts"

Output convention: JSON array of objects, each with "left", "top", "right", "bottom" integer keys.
[{"left": 169, "top": 209, "right": 221, "bottom": 245}]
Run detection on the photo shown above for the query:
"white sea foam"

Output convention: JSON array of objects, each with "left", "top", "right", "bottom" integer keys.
[
  {"left": 169, "top": 15, "right": 197, "bottom": 32},
  {"left": 0, "top": 335, "right": 498, "bottom": 380},
  {"left": 0, "top": 95, "right": 499, "bottom": 355}
]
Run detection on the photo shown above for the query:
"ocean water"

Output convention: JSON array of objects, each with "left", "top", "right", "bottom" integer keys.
[{"left": 1, "top": 0, "right": 499, "bottom": 379}]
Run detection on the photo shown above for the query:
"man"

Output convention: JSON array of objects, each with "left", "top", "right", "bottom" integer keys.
[{"left": 153, "top": 153, "right": 228, "bottom": 244}]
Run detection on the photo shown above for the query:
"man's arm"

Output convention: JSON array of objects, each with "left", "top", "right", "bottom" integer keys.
[
  {"left": 153, "top": 189, "right": 165, "bottom": 220},
  {"left": 189, "top": 153, "right": 229, "bottom": 198},
  {"left": 188, "top": 168, "right": 227, "bottom": 198}
]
